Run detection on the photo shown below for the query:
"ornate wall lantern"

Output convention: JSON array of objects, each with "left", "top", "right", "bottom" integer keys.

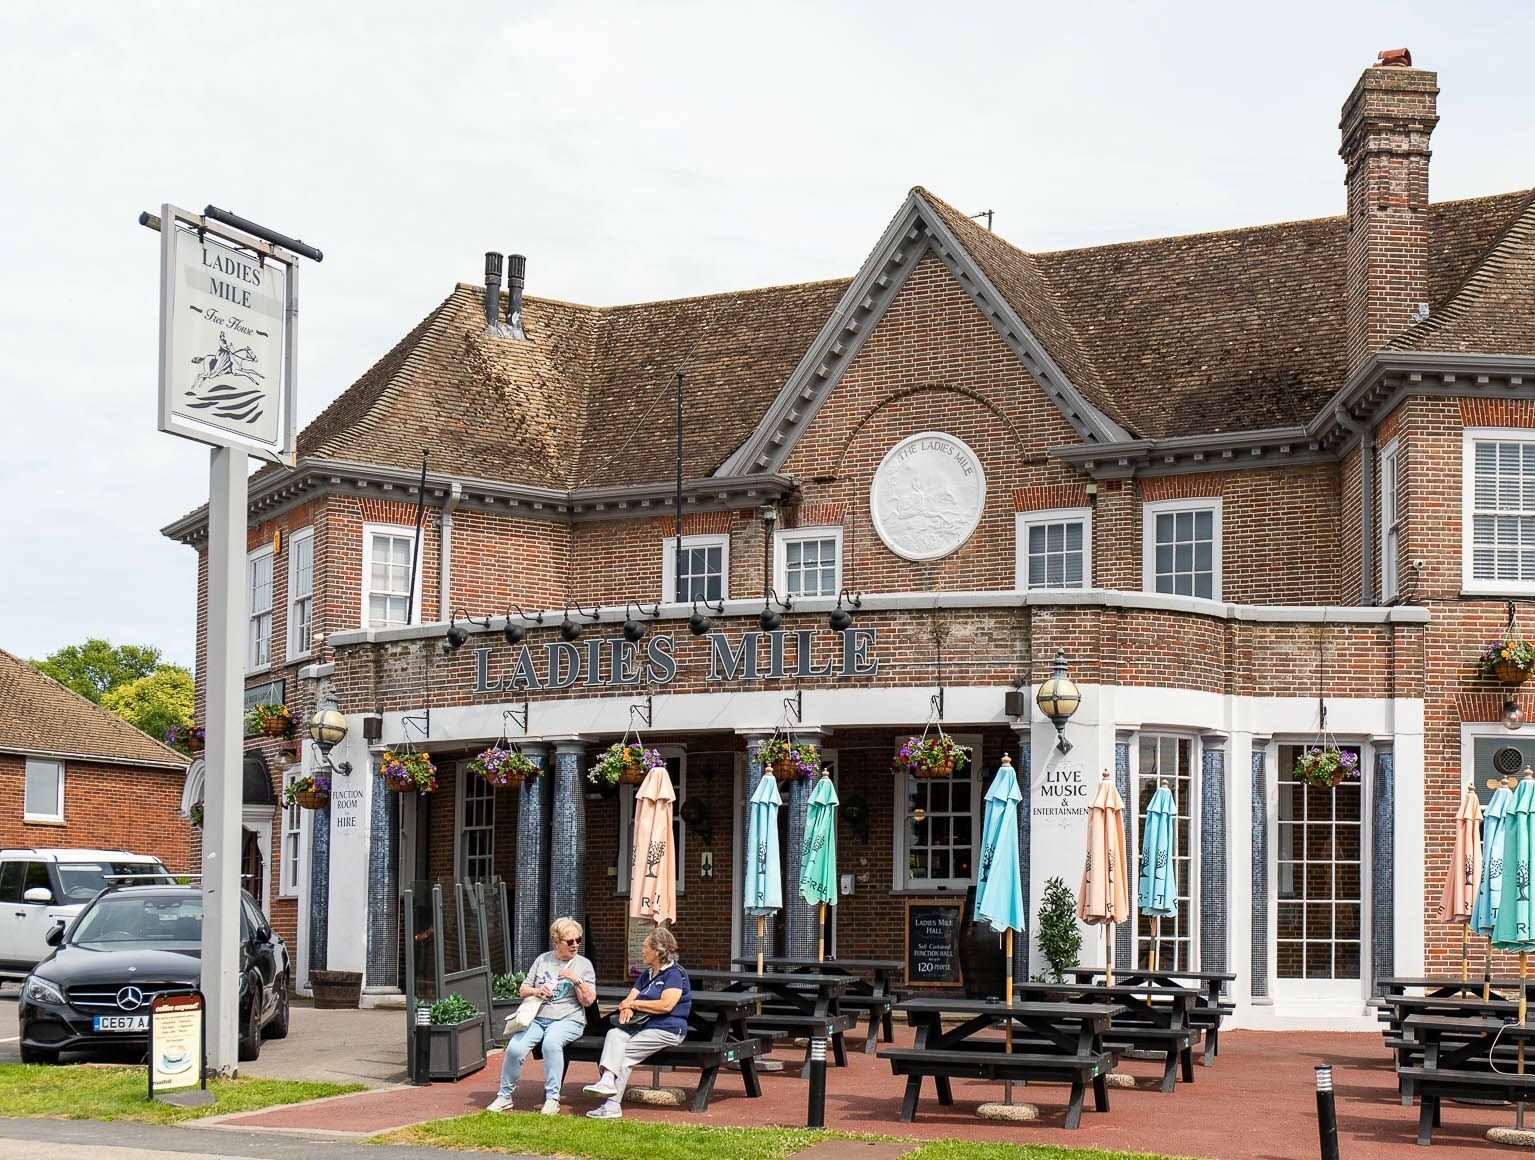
[{"left": 1035, "top": 648, "right": 1082, "bottom": 753}]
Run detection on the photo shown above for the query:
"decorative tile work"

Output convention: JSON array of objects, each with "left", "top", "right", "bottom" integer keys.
[
  {"left": 1200, "top": 744, "right": 1228, "bottom": 973},
  {"left": 308, "top": 803, "right": 329, "bottom": 976},
  {"left": 365, "top": 780, "right": 399, "bottom": 987},
  {"left": 1251, "top": 748, "right": 1269, "bottom": 999},
  {"left": 1371, "top": 748, "right": 1395, "bottom": 990},
  {"left": 549, "top": 745, "right": 586, "bottom": 927},
  {"left": 784, "top": 774, "right": 817, "bottom": 957},
  {"left": 1114, "top": 742, "right": 1132, "bottom": 971},
  {"left": 514, "top": 748, "right": 551, "bottom": 966}
]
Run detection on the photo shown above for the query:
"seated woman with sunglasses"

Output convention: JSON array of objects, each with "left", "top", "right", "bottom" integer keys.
[
  {"left": 487, "top": 917, "right": 596, "bottom": 1115},
  {"left": 583, "top": 925, "right": 691, "bottom": 1119}
]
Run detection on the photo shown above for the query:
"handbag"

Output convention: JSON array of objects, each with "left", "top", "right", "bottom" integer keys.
[
  {"left": 503, "top": 994, "right": 543, "bottom": 1037},
  {"left": 608, "top": 1010, "right": 651, "bottom": 1034}
]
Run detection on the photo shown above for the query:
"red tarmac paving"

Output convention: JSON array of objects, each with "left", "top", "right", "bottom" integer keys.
[{"left": 218, "top": 1028, "right": 1527, "bottom": 1157}]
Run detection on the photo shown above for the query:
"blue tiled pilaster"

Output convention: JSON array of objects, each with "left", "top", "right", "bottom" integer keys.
[
  {"left": 308, "top": 804, "right": 330, "bottom": 976},
  {"left": 783, "top": 774, "right": 817, "bottom": 957},
  {"left": 365, "top": 774, "right": 399, "bottom": 988},
  {"left": 1114, "top": 741, "right": 1132, "bottom": 972},
  {"left": 549, "top": 743, "right": 586, "bottom": 926},
  {"left": 1371, "top": 747, "right": 1395, "bottom": 990},
  {"left": 1250, "top": 746, "right": 1269, "bottom": 999},
  {"left": 1200, "top": 742, "right": 1228, "bottom": 973},
  {"left": 514, "top": 746, "right": 551, "bottom": 965}
]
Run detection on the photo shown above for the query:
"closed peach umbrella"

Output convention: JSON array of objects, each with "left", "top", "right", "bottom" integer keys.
[
  {"left": 1078, "top": 769, "right": 1130, "bottom": 985},
  {"left": 630, "top": 762, "right": 677, "bottom": 927},
  {"left": 1438, "top": 786, "right": 1483, "bottom": 980}
]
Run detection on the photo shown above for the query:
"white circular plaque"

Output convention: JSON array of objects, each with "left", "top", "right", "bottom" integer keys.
[{"left": 869, "top": 431, "right": 988, "bottom": 561}]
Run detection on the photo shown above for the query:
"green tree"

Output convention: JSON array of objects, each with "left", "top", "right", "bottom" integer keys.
[
  {"left": 33, "top": 639, "right": 165, "bottom": 704},
  {"left": 100, "top": 667, "right": 195, "bottom": 744},
  {"left": 1036, "top": 876, "right": 1083, "bottom": 983}
]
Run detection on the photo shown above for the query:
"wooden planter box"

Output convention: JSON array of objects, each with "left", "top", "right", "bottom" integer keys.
[
  {"left": 311, "top": 970, "right": 362, "bottom": 1009},
  {"left": 425, "top": 1015, "right": 487, "bottom": 1080}
]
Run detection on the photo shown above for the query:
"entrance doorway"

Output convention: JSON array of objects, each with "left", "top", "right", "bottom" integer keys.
[
  {"left": 240, "top": 828, "right": 265, "bottom": 901},
  {"left": 1275, "top": 744, "right": 1364, "bottom": 998}
]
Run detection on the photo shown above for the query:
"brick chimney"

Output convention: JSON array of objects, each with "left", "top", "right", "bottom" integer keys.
[{"left": 1339, "top": 49, "right": 1439, "bottom": 375}]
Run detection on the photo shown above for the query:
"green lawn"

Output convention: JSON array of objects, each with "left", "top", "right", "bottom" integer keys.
[
  {"left": 0, "top": 1062, "right": 362, "bottom": 1124},
  {"left": 384, "top": 1114, "right": 1185, "bottom": 1160}
]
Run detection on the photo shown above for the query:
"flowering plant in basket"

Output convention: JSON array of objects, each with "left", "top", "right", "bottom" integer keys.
[
  {"left": 246, "top": 703, "right": 295, "bottom": 737},
  {"left": 897, "top": 734, "right": 970, "bottom": 779},
  {"left": 380, "top": 749, "right": 438, "bottom": 793},
  {"left": 283, "top": 773, "right": 332, "bottom": 809},
  {"left": 164, "top": 724, "right": 204, "bottom": 754},
  {"left": 1481, "top": 640, "right": 1535, "bottom": 684},
  {"left": 468, "top": 742, "right": 538, "bottom": 788},
  {"left": 187, "top": 800, "right": 204, "bottom": 828},
  {"left": 589, "top": 743, "right": 662, "bottom": 787},
  {"left": 761, "top": 736, "right": 822, "bottom": 782},
  {"left": 1293, "top": 746, "right": 1360, "bottom": 789}
]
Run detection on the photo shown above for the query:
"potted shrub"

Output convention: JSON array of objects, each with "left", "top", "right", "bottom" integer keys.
[
  {"left": 246, "top": 703, "right": 295, "bottom": 738},
  {"left": 1293, "top": 745, "right": 1360, "bottom": 789},
  {"left": 1482, "top": 640, "right": 1535, "bottom": 686},
  {"left": 489, "top": 970, "right": 526, "bottom": 1045},
  {"left": 380, "top": 750, "right": 438, "bottom": 794},
  {"left": 186, "top": 800, "right": 204, "bottom": 828},
  {"left": 423, "top": 993, "right": 487, "bottom": 1080},
  {"left": 897, "top": 733, "right": 970, "bottom": 779},
  {"left": 468, "top": 742, "right": 538, "bottom": 789},
  {"left": 164, "top": 724, "right": 204, "bottom": 755},
  {"left": 1035, "top": 876, "right": 1083, "bottom": 985},
  {"left": 761, "top": 736, "right": 822, "bottom": 783},
  {"left": 283, "top": 773, "right": 332, "bottom": 810},
  {"left": 588, "top": 742, "right": 662, "bottom": 788}
]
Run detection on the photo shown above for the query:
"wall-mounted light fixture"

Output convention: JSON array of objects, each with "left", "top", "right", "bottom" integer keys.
[
  {"left": 307, "top": 695, "right": 353, "bottom": 776},
  {"left": 1035, "top": 648, "right": 1081, "bottom": 752},
  {"left": 829, "top": 588, "right": 863, "bottom": 633},
  {"left": 504, "top": 605, "right": 544, "bottom": 646}
]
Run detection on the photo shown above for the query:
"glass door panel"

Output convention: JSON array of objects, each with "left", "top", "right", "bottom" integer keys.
[{"left": 1276, "top": 745, "right": 1363, "bottom": 987}]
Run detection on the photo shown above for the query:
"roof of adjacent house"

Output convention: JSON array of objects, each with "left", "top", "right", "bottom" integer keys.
[
  {"left": 252, "top": 183, "right": 1534, "bottom": 493},
  {"left": 0, "top": 648, "right": 189, "bottom": 769}
]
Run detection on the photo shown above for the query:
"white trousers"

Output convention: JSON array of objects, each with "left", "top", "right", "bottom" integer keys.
[{"left": 597, "top": 1026, "right": 686, "bottom": 1097}]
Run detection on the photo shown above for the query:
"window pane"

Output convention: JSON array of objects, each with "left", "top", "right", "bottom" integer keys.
[{"left": 25, "top": 760, "right": 61, "bottom": 817}]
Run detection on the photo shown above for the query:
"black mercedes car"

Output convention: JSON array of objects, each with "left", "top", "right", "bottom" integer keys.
[{"left": 17, "top": 885, "right": 289, "bottom": 1064}]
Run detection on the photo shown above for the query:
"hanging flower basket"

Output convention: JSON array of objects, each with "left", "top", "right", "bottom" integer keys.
[
  {"left": 897, "top": 733, "right": 970, "bottom": 780},
  {"left": 761, "top": 736, "right": 821, "bottom": 783},
  {"left": 380, "top": 749, "right": 438, "bottom": 794},
  {"left": 1483, "top": 640, "right": 1535, "bottom": 685},
  {"left": 164, "top": 725, "right": 204, "bottom": 755},
  {"left": 246, "top": 704, "right": 295, "bottom": 738},
  {"left": 284, "top": 774, "right": 332, "bottom": 810},
  {"left": 589, "top": 742, "right": 662, "bottom": 789},
  {"left": 187, "top": 800, "right": 204, "bottom": 828},
  {"left": 468, "top": 742, "right": 539, "bottom": 789},
  {"left": 1293, "top": 746, "right": 1360, "bottom": 789}
]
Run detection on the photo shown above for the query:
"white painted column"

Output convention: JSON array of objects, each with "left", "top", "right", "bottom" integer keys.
[{"left": 325, "top": 731, "right": 375, "bottom": 974}]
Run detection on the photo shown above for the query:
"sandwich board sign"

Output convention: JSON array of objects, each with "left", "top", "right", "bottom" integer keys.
[
  {"left": 148, "top": 991, "right": 210, "bottom": 1104},
  {"left": 154, "top": 204, "right": 298, "bottom": 466}
]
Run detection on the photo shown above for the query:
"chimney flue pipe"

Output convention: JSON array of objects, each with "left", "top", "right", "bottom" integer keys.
[
  {"left": 506, "top": 253, "right": 527, "bottom": 340},
  {"left": 483, "top": 252, "right": 503, "bottom": 332}
]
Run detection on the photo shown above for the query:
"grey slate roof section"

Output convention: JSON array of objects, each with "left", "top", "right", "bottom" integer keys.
[
  {"left": 1250, "top": 749, "right": 1269, "bottom": 1000},
  {"left": 1371, "top": 748, "right": 1395, "bottom": 993},
  {"left": 1200, "top": 743, "right": 1228, "bottom": 974}
]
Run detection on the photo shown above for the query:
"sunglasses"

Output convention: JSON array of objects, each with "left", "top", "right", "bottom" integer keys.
[{"left": 561, "top": 937, "right": 582, "bottom": 946}]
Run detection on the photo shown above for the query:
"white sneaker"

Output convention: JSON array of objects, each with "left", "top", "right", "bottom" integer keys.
[
  {"left": 586, "top": 1103, "right": 622, "bottom": 1119},
  {"left": 486, "top": 1094, "right": 515, "bottom": 1113},
  {"left": 540, "top": 1099, "right": 560, "bottom": 1115},
  {"left": 583, "top": 1080, "right": 617, "bottom": 1098}
]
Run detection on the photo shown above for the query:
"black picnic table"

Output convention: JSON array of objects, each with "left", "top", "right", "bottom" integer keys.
[
  {"left": 1398, "top": 1015, "right": 1535, "bottom": 1144},
  {"left": 1375, "top": 975, "right": 1535, "bottom": 1000},
  {"left": 541, "top": 984, "right": 771, "bottom": 1112},
  {"left": 732, "top": 955, "right": 905, "bottom": 1052},
  {"left": 1014, "top": 981, "right": 1199, "bottom": 1091},
  {"left": 1067, "top": 967, "right": 1236, "bottom": 1066},
  {"left": 1379, "top": 993, "right": 1521, "bottom": 1036},
  {"left": 886, "top": 995, "right": 1123, "bottom": 1129},
  {"left": 691, "top": 969, "right": 858, "bottom": 1073}
]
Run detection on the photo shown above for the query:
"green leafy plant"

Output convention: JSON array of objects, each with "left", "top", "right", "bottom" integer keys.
[
  {"left": 896, "top": 733, "right": 969, "bottom": 778},
  {"left": 186, "top": 801, "right": 204, "bottom": 828},
  {"left": 428, "top": 993, "right": 481, "bottom": 1025},
  {"left": 245, "top": 703, "right": 294, "bottom": 736},
  {"left": 761, "top": 736, "right": 821, "bottom": 781},
  {"left": 468, "top": 743, "right": 538, "bottom": 788},
  {"left": 1293, "top": 746, "right": 1360, "bottom": 789},
  {"left": 588, "top": 742, "right": 662, "bottom": 787},
  {"left": 1482, "top": 639, "right": 1535, "bottom": 679},
  {"left": 1036, "top": 876, "right": 1082, "bottom": 984},
  {"left": 379, "top": 750, "right": 438, "bottom": 793},
  {"left": 492, "top": 970, "right": 527, "bottom": 999}
]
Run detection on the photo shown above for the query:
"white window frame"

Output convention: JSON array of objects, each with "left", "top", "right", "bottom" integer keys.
[
  {"left": 1141, "top": 497, "right": 1222, "bottom": 601},
  {"left": 1461, "top": 428, "right": 1535, "bottom": 595},
  {"left": 279, "top": 766, "right": 303, "bottom": 898},
  {"left": 891, "top": 732, "right": 983, "bottom": 893},
  {"left": 246, "top": 545, "right": 274, "bottom": 673},
  {"left": 287, "top": 526, "right": 315, "bottom": 659},
  {"left": 661, "top": 535, "right": 729, "bottom": 604},
  {"left": 455, "top": 761, "right": 497, "bottom": 883},
  {"left": 1015, "top": 507, "right": 1093, "bottom": 591},
  {"left": 1128, "top": 733, "right": 1201, "bottom": 971},
  {"left": 775, "top": 526, "right": 843, "bottom": 600},
  {"left": 23, "top": 757, "right": 64, "bottom": 823},
  {"left": 618, "top": 748, "right": 687, "bottom": 897},
  {"left": 1379, "top": 440, "right": 1400, "bottom": 602},
  {"left": 360, "top": 523, "right": 423, "bottom": 629}
]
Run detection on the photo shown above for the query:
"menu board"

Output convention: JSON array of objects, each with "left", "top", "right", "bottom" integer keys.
[
  {"left": 904, "top": 899, "right": 964, "bottom": 988},
  {"left": 149, "top": 992, "right": 205, "bottom": 1096}
]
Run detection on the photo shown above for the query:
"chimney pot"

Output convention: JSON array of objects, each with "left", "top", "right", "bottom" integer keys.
[
  {"left": 482, "top": 251, "right": 503, "bottom": 332},
  {"left": 1375, "top": 47, "right": 1412, "bottom": 68},
  {"left": 505, "top": 253, "right": 527, "bottom": 340}
]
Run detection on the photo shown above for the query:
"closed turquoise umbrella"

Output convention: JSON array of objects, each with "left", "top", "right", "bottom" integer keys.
[
  {"left": 1493, "top": 772, "right": 1535, "bottom": 1127},
  {"left": 744, "top": 773, "right": 783, "bottom": 975},
  {"left": 800, "top": 775, "right": 839, "bottom": 961},
  {"left": 1475, "top": 781, "right": 1514, "bottom": 998},
  {"left": 1137, "top": 782, "right": 1178, "bottom": 974},
  {"left": 976, "top": 754, "right": 1026, "bottom": 1093}
]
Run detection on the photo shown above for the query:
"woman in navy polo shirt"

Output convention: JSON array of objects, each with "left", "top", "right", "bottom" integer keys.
[{"left": 583, "top": 925, "right": 691, "bottom": 1118}]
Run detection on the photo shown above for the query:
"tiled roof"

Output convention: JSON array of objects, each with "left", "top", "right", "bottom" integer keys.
[{"left": 0, "top": 649, "right": 188, "bottom": 768}]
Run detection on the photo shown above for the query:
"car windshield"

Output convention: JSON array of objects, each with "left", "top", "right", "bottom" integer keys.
[
  {"left": 55, "top": 861, "right": 175, "bottom": 902},
  {"left": 70, "top": 896, "right": 201, "bottom": 946}
]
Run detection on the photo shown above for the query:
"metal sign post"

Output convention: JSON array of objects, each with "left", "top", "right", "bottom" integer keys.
[{"left": 145, "top": 203, "right": 319, "bottom": 1075}]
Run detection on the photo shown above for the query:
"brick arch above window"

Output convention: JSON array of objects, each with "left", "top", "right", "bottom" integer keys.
[
  {"left": 828, "top": 383, "right": 1034, "bottom": 480},
  {"left": 1139, "top": 473, "right": 1230, "bottom": 503}
]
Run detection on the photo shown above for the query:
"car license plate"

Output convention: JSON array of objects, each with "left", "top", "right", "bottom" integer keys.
[{"left": 93, "top": 1015, "right": 149, "bottom": 1032}]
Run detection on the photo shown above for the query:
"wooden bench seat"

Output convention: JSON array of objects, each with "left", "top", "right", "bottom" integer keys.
[
  {"left": 538, "top": 1033, "right": 770, "bottom": 1113},
  {"left": 1099, "top": 1025, "right": 1197, "bottom": 1092},
  {"left": 879, "top": 1046, "right": 1115, "bottom": 1130},
  {"left": 1399, "top": 1066, "right": 1535, "bottom": 1144}
]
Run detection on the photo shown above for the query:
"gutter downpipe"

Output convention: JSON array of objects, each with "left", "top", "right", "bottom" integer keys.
[
  {"left": 1335, "top": 405, "right": 1374, "bottom": 606},
  {"left": 440, "top": 482, "right": 463, "bottom": 618}
]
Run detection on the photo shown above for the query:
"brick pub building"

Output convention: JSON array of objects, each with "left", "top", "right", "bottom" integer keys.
[{"left": 165, "top": 51, "right": 1535, "bottom": 1027}]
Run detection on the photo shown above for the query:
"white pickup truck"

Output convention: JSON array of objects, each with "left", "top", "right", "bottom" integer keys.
[{"left": 0, "top": 849, "right": 175, "bottom": 978}]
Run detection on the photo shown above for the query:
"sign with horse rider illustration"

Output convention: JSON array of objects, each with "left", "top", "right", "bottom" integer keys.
[{"left": 156, "top": 206, "right": 296, "bottom": 462}]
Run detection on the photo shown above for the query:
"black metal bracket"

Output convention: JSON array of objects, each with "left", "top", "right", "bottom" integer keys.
[
  {"left": 311, "top": 740, "right": 353, "bottom": 778},
  {"left": 694, "top": 595, "right": 725, "bottom": 614},
  {"left": 931, "top": 690, "right": 945, "bottom": 721},
  {"left": 453, "top": 607, "right": 494, "bottom": 630},
  {"left": 627, "top": 600, "right": 662, "bottom": 620},
  {"left": 765, "top": 586, "right": 793, "bottom": 612},
  {"left": 504, "top": 705, "right": 529, "bottom": 735},
  {"left": 836, "top": 588, "right": 864, "bottom": 610},
  {"left": 401, "top": 708, "right": 431, "bottom": 741},
  {"left": 630, "top": 696, "right": 653, "bottom": 729},
  {"left": 507, "top": 604, "right": 545, "bottom": 627},
  {"left": 784, "top": 690, "right": 803, "bottom": 725}
]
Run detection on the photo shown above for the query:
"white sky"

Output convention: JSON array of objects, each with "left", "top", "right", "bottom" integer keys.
[{"left": 1, "top": 1, "right": 1531, "bottom": 668}]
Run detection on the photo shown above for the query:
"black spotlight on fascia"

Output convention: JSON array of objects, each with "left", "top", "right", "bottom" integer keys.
[
  {"left": 503, "top": 605, "right": 544, "bottom": 646},
  {"left": 829, "top": 588, "right": 863, "bottom": 633},
  {"left": 560, "top": 610, "right": 582, "bottom": 642},
  {"left": 443, "top": 608, "right": 471, "bottom": 652},
  {"left": 623, "top": 601, "right": 660, "bottom": 643},
  {"left": 759, "top": 587, "right": 792, "bottom": 633},
  {"left": 689, "top": 601, "right": 713, "bottom": 637}
]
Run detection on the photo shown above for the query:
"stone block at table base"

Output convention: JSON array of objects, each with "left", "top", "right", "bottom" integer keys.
[
  {"left": 1105, "top": 1072, "right": 1137, "bottom": 1088},
  {"left": 976, "top": 1101, "right": 1040, "bottom": 1121},
  {"left": 1487, "top": 1126, "right": 1535, "bottom": 1146},
  {"left": 625, "top": 1086, "right": 687, "bottom": 1107}
]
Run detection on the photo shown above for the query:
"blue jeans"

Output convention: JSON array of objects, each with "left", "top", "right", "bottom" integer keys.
[{"left": 499, "top": 1015, "right": 586, "bottom": 1101}]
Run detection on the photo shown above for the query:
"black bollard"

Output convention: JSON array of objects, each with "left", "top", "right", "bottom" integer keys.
[
  {"left": 806, "top": 1035, "right": 827, "bottom": 1129},
  {"left": 1315, "top": 1063, "right": 1340, "bottom": 1160},
  {"left": 412, "top": 1005, "right": 432, "bottom": 1086}
]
